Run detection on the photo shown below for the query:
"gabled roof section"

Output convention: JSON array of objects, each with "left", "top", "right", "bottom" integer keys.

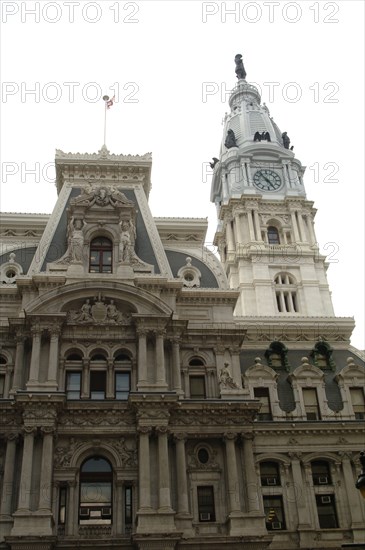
[{"left": 55, "top": 146, "right": 152, "bottom": 199}]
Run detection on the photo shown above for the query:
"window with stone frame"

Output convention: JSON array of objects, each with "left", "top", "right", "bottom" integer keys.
[
  {"left": 189, "top": 376, "right": 206, "bottom": 398},
  {"left": 114, "top": 352, "right": 132, "bottom": 399},
  {"left": 79, "top": 456, "right": 113, "bottom": 525},
  {"left": 66, "top": 371, "right": 82, "bottom": 400},
  {"left": 268, "top": 226, "right": 280, "bottom": 245},
  {"left": 89, "top": 353, "right": 107, "bottom": 399},
  {"left": 65, "top": 352, "right": 83, "bottom": 400},
  {"left": 315, "top": 494, "right": 339, "bottom": 529},
  {"left": 0, "top": 355, "right": 7, "bottom": 398},
  {"left": 197, "top": 485, "right": 216, "bottom": 522},
  {"left": 260, "top": 461, "right": 281, "bottom": 486},
  {"left": 311, "top": 460, "right": 332, "bottom": 485},
  {"left": 263, "top": 495, "right": 286, "bottom": 530},
  {"left": 302, "top": 387, "right": 321, "bottom": 420},
  {"left": 349, "top": 387, "right": 365, "bottom": 420},
  {"left": 264, "top": 341, "right": 289, "bottom": 371},
  {"left": 274, "top": 273, "right": 299, "bottom": 313},
  {"left": 254, "top": 387, "right": 272, "bottom": 420},
  {"left": 188, "top": 357, "right": 207, "bottom": 398},
  {"left": 89, "top": 237, "right": 113, "bottom": 273},
  {"left": 310, "top": 340, "right": 335, "bottom": 371}
]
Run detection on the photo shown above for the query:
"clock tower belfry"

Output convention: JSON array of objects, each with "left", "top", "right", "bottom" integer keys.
[{"left": 210, "top": 55, "right": 335, "bottom": 320}]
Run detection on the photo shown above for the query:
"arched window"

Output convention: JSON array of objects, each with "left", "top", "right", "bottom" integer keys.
[
  {"left": 268, "top": 226, "right": 280, "bottom": 245},
  {"left": 90, "top": 354, "right": 107, "bottom": 399},
  {"left": 274, "top": 273, "right": 299, "bottom": 313},
  {"left": 89, "top": 237, "right": 112, "bottom": 273},
  {"left": 0, "top": 355, "right": 7, "bottom": 398},
  {"left": 65, "top": 351, "right": 83, "bottom": 400},
  {"left": 260, "top": 461, "right": 281, "bottom": 486},
  {"left": 311, "top": 460, "right": 332, "bottom": 485},
  {"left": 79, "top": 456, "right": 113, "bottom": 524},
  {"left": 114, "top": 352, "right": 132, "bottom": 400},
  {"left": 188, "top": 357, "right": 206, "bottom": 398}
]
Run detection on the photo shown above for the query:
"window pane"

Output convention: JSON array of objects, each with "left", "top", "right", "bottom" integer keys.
[
  {"left": 190, "top": 376, "right": 205, "bottom": 398},
  {"left": 66, "top": 372, "right": 81, "bottom": 400},
  {"left": 312, "top": 461, "right": 331, "bottom": 485},
  {"left": 254, "top": 387, "right": 272, "bottom": 420},
  {"left": 315, "top": 495, "right": 338, "bottom": 528},
  {"left": 263, "top": 496, "right": 286, "bottom": 530},
  {"left": 116, "top": 373, "right": 130, "bottom": 399},
  {"left": 80, "top": 482, "right": 111, "bottom": 504},
  {"left": 260, "top": 462, "right": 281, "bottom": 486},
  {"left": 90, "top": 371, "right": 106, "bottom": 399},
  {"left": 197, "top": 486, "right": 215, "bottom": 521},
  {"left": 0, "top": 375, "right": 5, "bottom": 398}
]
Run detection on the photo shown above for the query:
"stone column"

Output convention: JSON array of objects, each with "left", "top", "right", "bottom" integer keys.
[
  {"left": 155, "top": 330, "right": 167, "bottom": 387},
  {"left": 137, "top": 328, "right": 148, "bottom": 387},
  {"left": 224, "top": 433, "right": 241, "bottom": 513},
  {"left": 27, "top": 326, "right": 42, "bottom": 384},
  {"left": 106, "top": 360, "right": 114, "bottom": 399},
  {"left": 3, "top": 364, "right": 13, "bottom": 398},
  {"left": 12, "top": 335, "right": 26, "bottom": 391},
  {"left": 66, "top": 480, "right": 76, "bottom": 535},
  {"left": 115, "top": 480, "right": 124, "bottom": 534},
  {"left": 226, "top": 220, "right": 235, "bottom": 252},
  {"left": 38, "top": 427, "right": 55, "bottom": 511},
  {"left": 282, "top": 160, "right": 290, "bottom": 188},
  {"left": 253, "top": 210, "right": 262, "bottom": 241},
  {"left": 242, "top": 433, "right": 260, "bottom": 512},
  {"left": 340, "top": 452, "right": 364, "bottom": 527},
  {"left": 182, "top": 368, "right": 189, "bottom": 397},
  {"left": 138, "top": 427, "right": 152, "bottom": 510},
  {"left": 289, "top": 453, "right": 311, "bottom": 527},
  {"left": 245, "top": 159, "right": 253, "bottom": 186},
  {"left": 246, "top": 211, "right": 255, "bottom": 241},
  {"left": 157, "top": 426, "right": 172, "bottom": 511},
  {"left": 17, "top": 427, "right": 36, "bottom": 511},
  {"left": 174, "top": 434, "right": 189, "bottom": 515},
  {"left": 0, "top": 434, "right": 18, "bottom": 516},
  {"left": 306, "top": 214, "right": 316, "bottom": 245},
  {"left": 47, "top": 326, "right": 60, "bottom": 388},
  {"left": 290, "top": 211, "right": 301, "bottom": 243},
  {"left": 297, "top": 213, "right": 307, "bottom": 242},
  {"left": 171, "top": 338, "right": 182, "bottom": 394},
  {"left": 58, "top": 359, "right": 65, "bottom": 391},
  {"left": 81, "top": 358, "right": 89, "bottom": 398}
]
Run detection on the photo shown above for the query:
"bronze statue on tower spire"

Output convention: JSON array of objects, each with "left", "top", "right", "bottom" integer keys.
[{"left": 235, "top": 54, "right": 246, "bottom": 80}]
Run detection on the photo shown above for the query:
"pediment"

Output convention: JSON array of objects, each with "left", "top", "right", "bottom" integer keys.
[{"left": 24, "top": 281, "right": 173, "bottom": 318}]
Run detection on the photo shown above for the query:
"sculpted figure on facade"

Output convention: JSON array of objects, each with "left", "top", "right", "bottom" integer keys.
[
  {"left": 74, "top": 184, "right": 134, "bottom": 208},
  {"left": 219, "top": 362, "right": 239, "bottom": 389},
  {"left": 234, "top": 53, "right": 246, "bottom": 80},
  {"left": 68, "top": 296, "right": 131, "bottom": 324},
  {"left": 55, "top": 216, "right": 86, "bottom": 264}
]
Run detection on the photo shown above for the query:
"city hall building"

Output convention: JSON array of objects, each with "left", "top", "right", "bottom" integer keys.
[{"left": 0, "top": 57, "right": 364, "bottom": 550}]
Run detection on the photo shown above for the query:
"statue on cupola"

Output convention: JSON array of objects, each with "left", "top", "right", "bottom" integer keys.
[{"left": 234, "top": 54, "right": 246, "bottom": 79}]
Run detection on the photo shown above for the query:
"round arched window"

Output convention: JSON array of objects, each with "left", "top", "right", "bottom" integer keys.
[
  {"left": 79, "top": 456, "right": 113, "bottom": 524},
  {"left": 89, "top": 237, "right": 113, "bottom": 273}
]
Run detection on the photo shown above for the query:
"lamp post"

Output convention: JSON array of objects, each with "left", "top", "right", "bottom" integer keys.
[{"left": 355, "top": 451, "right": 365, "bottom": 500}]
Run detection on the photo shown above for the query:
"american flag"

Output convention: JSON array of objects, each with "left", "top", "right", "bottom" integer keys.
[{"left": 106, "top": 95, "right": 115, "bottom": 109}]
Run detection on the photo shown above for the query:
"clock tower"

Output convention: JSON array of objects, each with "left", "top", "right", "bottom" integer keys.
[{"left": 211, "top": 55, "right": 336, "bottom": 322}]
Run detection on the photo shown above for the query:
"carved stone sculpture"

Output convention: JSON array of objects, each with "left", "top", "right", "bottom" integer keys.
[
  {"left": 234, "top": 54, "right": 246, "bottom": 80},
  {"left": 225, "top": 129, "right": 238, "bottom": 149}
]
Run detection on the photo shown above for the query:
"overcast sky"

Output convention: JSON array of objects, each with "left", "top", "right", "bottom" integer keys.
[{"left": 1, "top": 0, "right": 364, "bottom": 350}]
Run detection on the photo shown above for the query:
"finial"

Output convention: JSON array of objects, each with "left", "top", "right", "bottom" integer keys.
[{"left": 234, "top": 54, "right": 246, "bottom": 80}]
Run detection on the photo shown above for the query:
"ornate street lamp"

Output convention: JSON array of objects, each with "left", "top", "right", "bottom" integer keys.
[{"left": 355, "top": 451, "right": 365, "bottom": 499}]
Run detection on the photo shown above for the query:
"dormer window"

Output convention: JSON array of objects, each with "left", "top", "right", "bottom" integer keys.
[{"left": 89, "top": 237, "right": 112, "bottom": 273}]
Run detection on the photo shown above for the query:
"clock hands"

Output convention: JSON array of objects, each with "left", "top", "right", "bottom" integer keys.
[{"left": 262, "top": 174, "right": 275, "bottom": 189}]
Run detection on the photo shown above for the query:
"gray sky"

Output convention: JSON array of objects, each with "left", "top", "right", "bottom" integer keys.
[{"left": 1, "top": 0, "right": 364, "bottom": 349}]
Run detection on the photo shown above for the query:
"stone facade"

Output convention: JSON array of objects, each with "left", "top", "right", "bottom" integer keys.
[{"left": 0, "top": 64, "right": 364, "bottom": 550}]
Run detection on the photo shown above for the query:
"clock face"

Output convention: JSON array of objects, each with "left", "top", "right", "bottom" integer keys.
[{"left": 253, "top": 169, "right": 282, "bottom": 191}]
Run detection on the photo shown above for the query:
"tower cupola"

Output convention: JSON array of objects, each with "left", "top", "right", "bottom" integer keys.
[{"left": 211, "top": 55, "right": 306, "bottom": 208}]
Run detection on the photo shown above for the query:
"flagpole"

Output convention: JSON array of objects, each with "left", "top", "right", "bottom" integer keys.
[{"left": 102, "top": 95, "right": 109, "bottom": 146}]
